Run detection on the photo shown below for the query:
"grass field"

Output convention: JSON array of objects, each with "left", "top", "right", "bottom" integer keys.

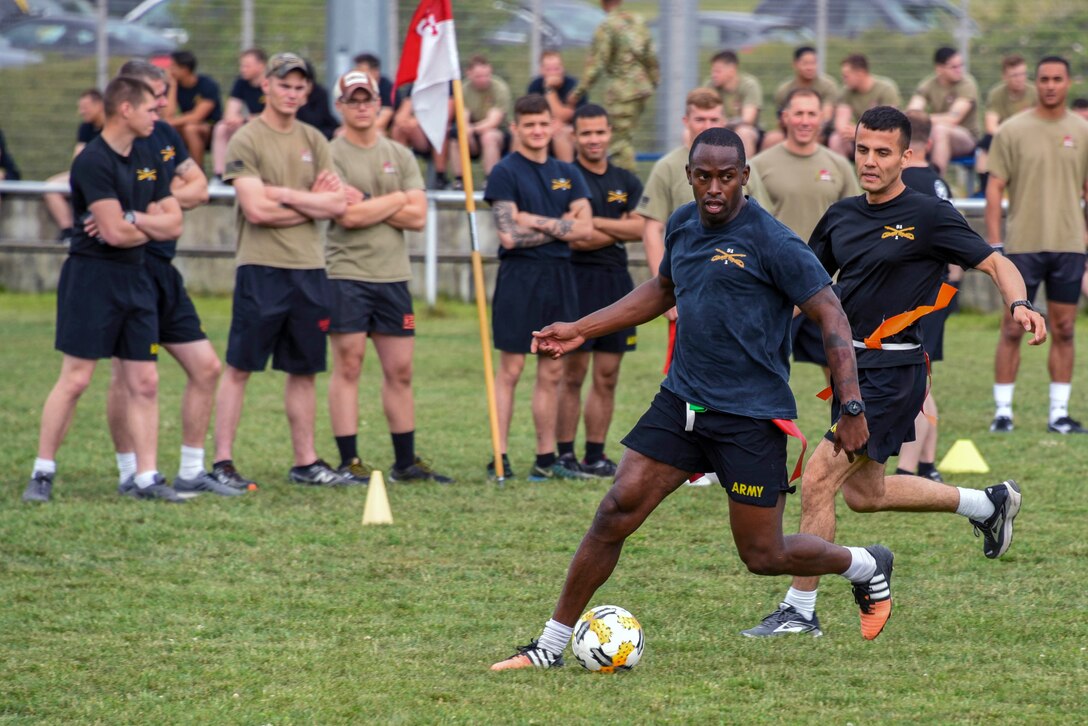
[{"left": 1, "top": 291, "right": 1086, "bottom": 724}]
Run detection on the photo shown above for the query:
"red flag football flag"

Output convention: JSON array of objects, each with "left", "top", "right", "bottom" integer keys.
[{"left": 395, "top": 0, "right": 460, "bottom": 153}]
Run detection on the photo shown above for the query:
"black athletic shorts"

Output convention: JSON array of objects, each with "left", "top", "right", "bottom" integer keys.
[
  {"left": 573, "top": 265, "right": 636, "bottom": 353},
  {"left": 226, "top": 265, "right": 331, "bottom": 375},
  {"left": 791, "top": 315, "right": 827, "bottom": 366},
  {"left": 55, "top": 255, "right": 158, "bottom": 361},
  {"left": 918, "top": 310, "right": 946, "bottom": 362},
  {"left": 1007, "top": 251, "right": 1085, "bottom": 305},
  {"left": 825, "top": 364, "right": 927, "bottom": 464},
  {"left": 328, "top": 279, "right": 415, "bottom": 336},
  {"left": 146, "top": 255, "right": 205, "bottom": 345},
  {"left": 492, "top": 259, "right": 579, "bottom": 353},
  {"left": 621, "top": 387, "right": 791, "bottom": 508}
]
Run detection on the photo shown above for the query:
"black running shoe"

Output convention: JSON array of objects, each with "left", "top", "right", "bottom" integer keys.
[
  {"left": 581, "top": 456, "right": 618, "bottom": 478},
  {"left": 173, "top": 471, "right": 245, "bottom": 497},
  {"left": 389, "top": 457, "right": 454, "bottom": 484},
  {"left": 740, "top": 604, "right": 823, "bottom": 638},
  {"left": 490, "top": 639, "right": 564, "bottom": 671},
  {"left": 1047, "top": 416, "right": 1088, "bottom": 434},
  {"left": 487, "top": 455, "right": 515, "bottom": 481},
  {"left": 990, "top": 415, "right": 1014, "bottom": 433},
  {"left": 970, "top": 479, "right": 1022, "bottom": 558},
  {"left": 211, "top": 461, "right": 259, "bottom": 491},
  {"left": 118, "top": 474, "right": 186, "bottom": 503},
  {"left": 852, "top": 544, "right": 894, "bottom": 640},
  {"left": 22, "top": 471, "right": 54, "bottom": 502},
  {"left": 557, "top": 452, "right": 585, "bottom": 475},
  {"left": 288, "top": 459, "right": 349, "bottom": 486},
  {"left": 337, "top": 457, "right": 373, "bottom": 485}
]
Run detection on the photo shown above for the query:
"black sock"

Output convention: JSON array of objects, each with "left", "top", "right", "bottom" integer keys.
[
  {"left": 894, "top": 467, "right": 914, "bottom": 476},
  {"left": 584, "top": 441, "right": 605, "bottom": 463},
  {"left": 213, "top": 458, "right": 232, "bottom": 469},
  {"left": 335, "top": 434, "right": 358, "bottom": 468},
  {"left": 557, "top": 440, "right": 575, "bottom": 457},
  {"left": 536, "top": 452, "right": 556, "bottom": 469},
  {"left": 918, "top": 461, "right": 936, "bottom": 476},
  {"left": 392, "top": 431, "right": 415, "bottom": 470}
]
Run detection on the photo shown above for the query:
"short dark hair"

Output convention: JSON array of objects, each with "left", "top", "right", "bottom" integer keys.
[
  {"left": 79, "top": 88, "right": 103, "bottom": 103},
  {"left": 905, "top": 110, "right": 931, "bottom": 143},
  {"left": 689, "top": 127, "right": 746, "bottom": 168},
  {"left": 467, "top": 54, "right": 490, "bottom": 70},
  {"left": 103, "top": 76, "right": 153, "bottom": 117},
  {"left": 858, "top": 105, "right": 911, "bottom": 150},
  {"left": 1072, "top": 98, "right": 1088, "bottom": 111},
  {"left": 794, "top": 46, "right": 817, "bottom": 61},
  {"left": 513, "top": 93, "right": 550, "bottom": 120},
  {"left": 242, "top": 47, "right": 267, "bottom": 64},
  {"left": 573, "top": 103, "right": 609, "bottom": 128},
  {"left": 783, "top": 87, "right": 822, "bottom": 108},
  {"left": 170, "top": 49, "right": 197, "bottom": 72},
  {"left": 1037, "top": 55, "right": 1070, "bottom": 74},
  {"left": 353, "top": 52, "right": 380, "bottom": 69},
  {"left": 934, "top": 47, "right": 957, "bottom": 66},
  {"left": 711, "top": 50, "right": 739, "bottom": 66},
  {"left": 118, "top": 59, "right": 167, "bottom": 84},
  {"left": 842, "top": 53, "right": 869, "bottom": 72},
  {"left": 1001, "top": 54, "right": 1025, "bottom": 71}
]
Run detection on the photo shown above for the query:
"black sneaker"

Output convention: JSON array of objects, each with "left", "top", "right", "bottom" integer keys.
[
  {"left": 852, "top": 544, "right": 894, "bottom": 640},
  {"left": 22, "top": 471, "right": 54, "bottom": 502},
  {"left": 990, "top": 415, "right": 1014, "bottom": 433},
  {"left": 1047, "top": 416, "right": 1088, "bottom": 434},
  {"left": 490, "top": 639, "right": 564, "bottom": 671},
  {"left": 528, "top": 460, "right": 592, "bottom": 482},
  {"left": 337, "top": 457, "right": 373, "bottom": 485},
  {"left": 557, "top": 453, "right": 585, "bottom": 475},
  {"left": 970, "top": 479, "right": 1022, "bottom": 559},
  {"left": 211, "top": 461, "right": 259, "bottom": 491},
  {"left": 487, "top": 455, "right": 515, "bottom": 481},
  {"left": 173, "top": 471, "right": 245, "bottom": 497},
  {"left": 118, "top": 474, "right": 186, "bottom": 503},
  {"left": 581, "top": 456, "right": 618, "bottom": 478},
  {"left": 390, "top": 457, "right": 454, "bottom": 484},
  {"left": 740, "top": 604, "right": 823, "bottom": 638},
  {"left": 288, "top": 459, "right": 349, "bottom": 486}
]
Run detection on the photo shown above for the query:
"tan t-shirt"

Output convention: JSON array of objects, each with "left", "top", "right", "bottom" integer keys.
[
  {"left": 462, "top": 77, "right": 512, "bottom": 124},
  {"left": 774, "top": 73, "right": 840, "bottom": 109},
  {"left": 708, "top": 72, "right": 763, "bottom": 123},
  {"left": 985, "top": 83, "right": 1037, "bottom": 124},
  {"left": 838, "top": 76, "right": 902, "bottom": 122},
  {"left": 326, "top": 136, "right": 425, "bottom": 283},
  {"left": 750, "top": 144, "right": 860, "bottom": 241},
  {"left": 988, "top": 110, "right": 1088, "bottom": 253},
  {"left": 635, "top": 144, "right": 768, "bottom": 223},
  {"left": 914, "top": 73, "right": 980, "bottom": 136},
  {"left": 224, "top": 117, "right": 333, "bottom": 269}
]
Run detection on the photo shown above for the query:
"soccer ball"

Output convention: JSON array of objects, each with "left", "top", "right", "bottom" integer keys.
[{"left": 571, "top": 605, "right": 645, "bottom": 673}]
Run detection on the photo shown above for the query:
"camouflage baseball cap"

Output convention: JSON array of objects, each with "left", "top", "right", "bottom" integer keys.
[{"left": 266, "top": 52, "right": 312, "bottom": 80}]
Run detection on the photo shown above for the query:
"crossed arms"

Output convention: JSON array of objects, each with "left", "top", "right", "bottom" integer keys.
[{"left": 492, "top": 198, "right": 592, "bottom": 249}]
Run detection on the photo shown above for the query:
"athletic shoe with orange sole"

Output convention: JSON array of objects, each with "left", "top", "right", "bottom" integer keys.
[
  {"left": 490, "top": 640, "right": 564, "bottom": 671},
  {"left": 852, "top": 544, "right": 894, "bottom": 640}
]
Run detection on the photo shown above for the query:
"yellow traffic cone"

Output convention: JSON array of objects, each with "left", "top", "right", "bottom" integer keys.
[
  {"left": 938, "top": 439, "right": 990, "bottom": 474},
  {"left": 362, "top": 470, "right": 393, "bottom": 525}
]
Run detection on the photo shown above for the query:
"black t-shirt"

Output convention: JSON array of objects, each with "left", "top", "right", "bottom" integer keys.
[
  {"left": 176, "top": 74, "right": 223, "bottom": 124},
  {"left": 660, "top": 198, "right": 831, "bottom": 419},
  {"left": 378, "top": 75, "right": 394, "bottom": 108},
  {"left": 573, "top": 160, "right": 642, "bottom": 267},
  {"left": 902, "top": 165, "right": 951, "bottom": 200},
  {"left": 69, "top": 135, "right": 172, "bottom": 264},
  {"left": 141, "top": 120, "right": 191, "bottom": 260},
  {"left": 809, "top": 187, "right": 993, "bottom": 368},
  {"left": 0, "top": 128, "right": 20, "bottom": 180},
  {"left": 77, "top": 121, "right": 102, "bottom": 144},
  {"left": 484, "top": 152, "right": 591, "bottom": 262},
  {"left": 527, "top": 75, "right": 586, "bottom": 107},
  {"left": 297, "top": 82, "right": 338, "bottom": 140},
  {"left": 229, "top": 76, "right": 265, "bottom": 115}
]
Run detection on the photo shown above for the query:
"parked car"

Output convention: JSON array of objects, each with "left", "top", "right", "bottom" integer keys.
[
  {"left": 753, "top": 0, "right": 976, "bottom": 38},
  {"left": 0, "top": 35, "right": 42, "bottom": 67},
  {"left": 486, "top": 0, "right": 605, "bottom": 49},
  {"left": 124, "top": 0, "right": 187, "bottom": 46},
  {"left": 651, "top": 11, "right": 813, "bottom": 52},
  {"left": 0, "top": 14, "right": 175, "bottom": 57}
]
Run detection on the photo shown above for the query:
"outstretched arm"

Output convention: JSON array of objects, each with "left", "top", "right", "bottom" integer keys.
[{"left": 974, "top": 252, "right": 1048, "bottom": 345}]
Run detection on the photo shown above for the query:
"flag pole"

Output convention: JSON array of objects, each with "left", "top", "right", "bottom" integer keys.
[{"left": 450, "top": 77, "right": 506, "bottom": 483}]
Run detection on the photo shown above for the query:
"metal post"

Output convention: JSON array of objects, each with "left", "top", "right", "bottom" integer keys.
[
  {"left": 387, "top": 0, "right": 400, "bottom": 73},
  {"left": 816, "top": 0, "right": 828, "bottom": 75},
  {"left": 425, "top": 197, "right": 438, "bottom": 309},
  {"left": 242, "top": 0, "right": 254, "bottom": 51},
  {"left": 655, "top": 0, "right": 697, "bottom": 149},
  {"left": 96, "top": 0, "right": 108, "bottom": 90},
  {"left": 529, "top": 0, "right": 541, "bottom": 73},
  {"left": 958, "top": 0, "right": 971, "bottom": 73}
]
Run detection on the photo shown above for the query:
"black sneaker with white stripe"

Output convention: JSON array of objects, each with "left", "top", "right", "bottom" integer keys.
[
  {"left": 970, "top": 479, "right": 1022, "bottom": 558},
  {"left": 990, "top": 415, "right": 1013, "bottom": 433},
  {"left": 288, "top": 459, "right": 349, "bottom": 486},
  {"left": 490, "top": 639, "right": 564, "bottom": 671},
  {"left": 1047, "top": 416, "right": 1088, "bottom": 434},
  {"left": 740, "top": 604, "right": 823, "bottom": 638}
]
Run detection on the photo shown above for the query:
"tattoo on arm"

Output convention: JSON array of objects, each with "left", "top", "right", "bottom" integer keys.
[
  {"left": 533, "top": 216, "right": 574, "bottom": 239},
  {"left": 175, "top": 158, "right": 196, "bottom": 176},
  {"left": 493, "top": 201, "right": 550, "bottom": 247}
]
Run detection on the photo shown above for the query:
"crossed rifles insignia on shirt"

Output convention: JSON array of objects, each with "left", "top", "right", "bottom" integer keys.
[
  {"left": 136, "top": 168, "right": 158, "bottom": 181},
  {"left": 881, "top": 224, "right": 915, "bottom": 240},
  {"left": 711, "top": 248, "right": 746, "bottom": 268}
]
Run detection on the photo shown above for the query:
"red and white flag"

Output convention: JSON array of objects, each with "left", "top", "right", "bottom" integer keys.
[{"left": 395, "top": 0, "right": 460, "bottom": 152}]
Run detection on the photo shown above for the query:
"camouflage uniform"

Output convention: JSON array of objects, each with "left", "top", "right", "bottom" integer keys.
[{"left": 571, "top": 5, "right": 659, "bottom": 171}]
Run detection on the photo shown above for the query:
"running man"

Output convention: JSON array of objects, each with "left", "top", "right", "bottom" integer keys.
[
  {"left": 742, "top": 106, "right": 1046, "bottom": 639},
  {"left": 491, "top": 128, "right": 896, "bottom": 671}
]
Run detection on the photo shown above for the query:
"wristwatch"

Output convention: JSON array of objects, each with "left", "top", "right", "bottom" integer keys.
[
  {"left": 842, "top": 400, "right": 865, "bottom": 416},
  {"left": 123, "top": 210, "right": 137, "bottom": 225},
  {"left": 1009, "top": 300, "right": 1035, "bottom": 316}
]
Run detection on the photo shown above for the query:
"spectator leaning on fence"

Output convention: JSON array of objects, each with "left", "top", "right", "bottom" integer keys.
[
  {"left": 212, "top": 48, "right": 268, "bottom": 181},
  {"left": 44, "top": 89, "right": 104, "bottom": 245},
  {"left": 167, "top": 49, "right": 223, "bottom": 173}
]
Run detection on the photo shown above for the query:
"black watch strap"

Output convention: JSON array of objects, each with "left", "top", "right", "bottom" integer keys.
[
  {"left": 1009, "top": 300, "right": 1034, "bottom": 316},
  {"left": 842, "top": 399, "right": 865, "bottom": 416}
]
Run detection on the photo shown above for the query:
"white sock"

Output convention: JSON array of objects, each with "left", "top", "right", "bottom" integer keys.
[
  {"left": 840, "top": 546, "right": 877, "bottom": 583},
  {"left": 1049, "top": 382, "right": 1072, "bottom": 423},
  {"left": 783, "top": 587, "right": 818, "bottom": 619},
  {"left": 134, "top": 470, "right": 159, "bottom": 489},
  {"left": 955, "top": 487, "right": 995, "bottom": 521},
  {"left": 537, "top": 618, "right": 574, "bottom": 655},
  {"left": 993, "top": 383, "right": 1014, "bottom": 419},
  {"left": 179, "top": 445, "right": 205, "bottom": 480},
  {"left": 116, "top": 452, "right": 137, "bottom": 484},
  {"left": 33, "top": 458, "right": 56, "bottom": 476}
]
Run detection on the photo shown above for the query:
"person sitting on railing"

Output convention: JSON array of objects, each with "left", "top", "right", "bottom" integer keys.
[{"left": 43, "top": 89, "right": 104, "bottom": 245}]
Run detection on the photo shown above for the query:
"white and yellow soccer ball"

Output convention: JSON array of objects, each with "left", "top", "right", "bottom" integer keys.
[{"left": 571, "top": 605, "right": 645, "bottom": 673}]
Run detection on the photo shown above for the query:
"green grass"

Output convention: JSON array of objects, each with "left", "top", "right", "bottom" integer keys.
[{"left": 1, "top": 291, "right": 1086, "bottom": 723}]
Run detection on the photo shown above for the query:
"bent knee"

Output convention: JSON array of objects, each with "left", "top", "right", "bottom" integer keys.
[
  {"left": 739, "top": 548, "right": 787, "bottom": 576},
  {"left": 842, "top": 486, "right": 880, "bottom": 513}
]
